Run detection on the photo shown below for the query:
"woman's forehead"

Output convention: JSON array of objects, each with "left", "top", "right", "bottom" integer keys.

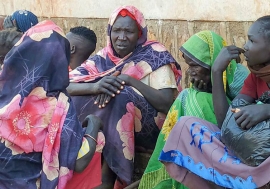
[
  {"left": 113, "top": 16, "right": 137, "bottom": 29},
  {"left": 248, "top": 22, "right": 264, "bottom": 37}
]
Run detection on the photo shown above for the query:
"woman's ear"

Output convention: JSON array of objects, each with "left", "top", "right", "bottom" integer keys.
[{"left": 70, "top": 45, "right": 76, "bottom": 54}]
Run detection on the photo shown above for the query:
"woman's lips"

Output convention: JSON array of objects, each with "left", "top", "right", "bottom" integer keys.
[{"left": 116, "top": 45, "right": 127, "bottom": 49}]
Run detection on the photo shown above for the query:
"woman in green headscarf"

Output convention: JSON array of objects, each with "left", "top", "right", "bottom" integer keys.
[{"left": 138, "top": 30, "right": 249, "bottom": 189}]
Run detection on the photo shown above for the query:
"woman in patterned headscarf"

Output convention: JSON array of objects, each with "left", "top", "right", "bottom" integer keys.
[
  {"left": 68, "top": 5, "right": 181, "bottom": 188},
  {"left": 3, "top": 10, "right": 38, "bottom": 33},
  {"left": 139, "top": 30, "right": 249, "bottom": 189},
  {"left": 0, "top": 20, "right": 101, "bottom": 189}
]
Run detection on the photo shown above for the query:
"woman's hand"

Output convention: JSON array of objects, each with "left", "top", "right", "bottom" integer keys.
[
  {"left": 93, "top": 71, "right": 125, "bottom": 108},
  {"left": 191, "top": 78, "right": 209, "bottom": 92},
  {"left": 234, "top": 104, "right": 270, "bottom": 129},
  {"left": 212, "top": 45, "right": 244, "bottom": 128},
  {"left": 94, "top": 93, "right": 113, "bottom": 108},
  {"left": 212, "top": 45, "right": 245, "bottom": 73},
  {"left": 75, "top": 115, "right": 103, "bottom": 173},
  {"left": 93, "top": 72, "right": 124, "bottom": 96}
]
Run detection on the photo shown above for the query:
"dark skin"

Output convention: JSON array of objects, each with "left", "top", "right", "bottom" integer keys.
[
  {"left": 68, "top": 15, "right": 175, "bottom": 189},
  {"left": 66, "top": 32, "right": 96, "bottom": 70},
  {"left": 110, "top": 16, "right": 139, "bottom": 58},
  {"left": 212, "top": 21, "right": 270, "bottom": 129},
  {"left": 67, "top": 16, "right": 174, "bottom": 114},
  {"left": 162, "top": 55, "right": 218, "bottom": 189},
  {"left": 183, "top": 54, "right": 211, "bottom": 93},
  {"left": 74, "top": 115, "right": 103, "bottom": 173}
]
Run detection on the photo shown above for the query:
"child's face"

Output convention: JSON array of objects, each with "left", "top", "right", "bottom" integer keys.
[{"left": 244, "top": 21, "right": 270, "bottom": 70}]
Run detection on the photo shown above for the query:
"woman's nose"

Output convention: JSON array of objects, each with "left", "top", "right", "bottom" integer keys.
[{"left": 118, "top": 31, "right": 126, "bottom": 40}]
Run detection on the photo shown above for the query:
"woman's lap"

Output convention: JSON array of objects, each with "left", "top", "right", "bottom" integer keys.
[
  {"left": 71, "top": 86, "right": 161, "bottom": 184},
  {"left": 160, "top": 116, "right": 270, "bottom": 189}
]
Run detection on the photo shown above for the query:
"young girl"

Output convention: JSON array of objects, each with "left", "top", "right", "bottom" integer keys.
[{"left": 159, "top": 15, "right": 270, "bottom": 189}]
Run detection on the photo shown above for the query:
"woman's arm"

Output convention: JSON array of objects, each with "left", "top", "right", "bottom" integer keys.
[
  {"left": 118, "top": 74, "right": 175, "bottom": 114},
  {"left": 212, "top": 46, "right": 245, "bottom": 128},
  {"left": 67, "top": 83, "right": 97, "bottom": 96},
  {"left": 67, "top": 73, "right": 124, "bottom": 96},
  {"left": 212, "top": 70, "right": 230, "bottom": 128},
  {"left": 74, "top": 115, "right": 102, "bottom": 173}
]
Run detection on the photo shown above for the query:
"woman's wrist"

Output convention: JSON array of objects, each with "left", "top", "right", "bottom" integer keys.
[{"left": 84, "top": 134, "right": 97, "bottom": 144}]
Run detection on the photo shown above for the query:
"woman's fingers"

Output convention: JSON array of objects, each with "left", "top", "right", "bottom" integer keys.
[
  {"left": 197, "top": 80, "right": 204, "bottom": 89},
  {"left": 234, "top": 112, "right": 247, "bottom": 128},
  {"left": 95, "top": 93, "right": 113, "bottom": 108},
  {"left": 98, "top": 77, "right": 124, "bottom": 94},
  {"left": 98, "top": 94, "right": 106, "bottom": 108},
  {"left": 236, "top": 47, "right": 245, "bottom": 54},
  {"left": 94, "top": 95, "right": 101, "bottom": 105},
  {"left": 228, "top": 46, "right": 245, "bottom": 54},
  {"left": 203, "top": 83, "right": 208, "bottom": 91},
  {"left": 193, "top": 79, "right": 199, "bottom": 88},
  {"left": 105, "top": 95, "right": 112, "bottom": 104}
]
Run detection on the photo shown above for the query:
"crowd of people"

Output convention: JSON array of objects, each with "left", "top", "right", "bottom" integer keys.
[{"left": 0, "top": 5, "right": 270, "bottom": 189}]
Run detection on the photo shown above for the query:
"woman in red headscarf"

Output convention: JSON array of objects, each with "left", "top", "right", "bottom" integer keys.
[{"left": 68, "top": 5, "right": 181, "bottom": 188}]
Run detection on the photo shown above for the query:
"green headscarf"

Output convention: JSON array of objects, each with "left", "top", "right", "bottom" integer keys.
[{"left": 180, "top": 30, "right": 248, "bottom": 99}]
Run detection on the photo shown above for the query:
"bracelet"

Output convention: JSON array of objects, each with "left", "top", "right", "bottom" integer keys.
[{"left": 84, "top": 134, "right": 97, "bottom": 144}]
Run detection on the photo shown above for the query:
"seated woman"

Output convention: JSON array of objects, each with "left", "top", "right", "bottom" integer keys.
[
  {"left": 139, "top": 30, "right": 249, "bottom": 189},
  {"left": 3, "top": 10, "right": 38, "bottom": 33},
  {"left": 0, "top": 20, "right": 101, "bottom": 189},
  {"left": 68, "top": 5, "right": 181, "bottom": 188},
  {"left": 159, "top": 16, "right": 270, "bottom": 189}
]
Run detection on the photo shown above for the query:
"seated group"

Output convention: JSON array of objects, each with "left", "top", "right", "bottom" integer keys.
[{"left": 0, "top": 5, "right": 270, "bottom": 189}]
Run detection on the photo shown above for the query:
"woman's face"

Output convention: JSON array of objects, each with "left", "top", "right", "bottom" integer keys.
[
  {"left": 244, "top": 21, "right": 270, "bottom": 70},
  {"left": 111, "top": 16, "right": 139, "bottom": 58},
  {"left": 183, "top": 54, "right": 211, "bottom": 86}
]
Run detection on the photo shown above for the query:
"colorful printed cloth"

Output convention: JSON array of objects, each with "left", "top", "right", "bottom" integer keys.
[
  {"left": 139, "top": 30, "right": 249, "bottom": 189},
  {"left": 69, "top": 5, "right": 181, "bottom": 186},
  {"left": 160, "top": 116, "right": 270, "bottom": 189},
  {"left": 0, "top": 20, "right": 85, "bottom": 189}
]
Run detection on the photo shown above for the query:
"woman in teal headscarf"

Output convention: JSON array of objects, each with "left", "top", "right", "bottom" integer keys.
[{"left": 139, "top": 30, "right": 249, "bottom": 189}]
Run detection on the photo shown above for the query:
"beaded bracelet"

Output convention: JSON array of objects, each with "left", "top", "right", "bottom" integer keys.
[{"left": 84, "top": 134, "right": 97, "bottom": 144}]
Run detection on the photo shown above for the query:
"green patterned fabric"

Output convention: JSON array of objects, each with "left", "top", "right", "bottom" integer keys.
[{"left": 138, "top": 30, "right": 249, "bottom": 189}]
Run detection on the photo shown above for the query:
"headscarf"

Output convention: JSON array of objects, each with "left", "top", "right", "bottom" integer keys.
[
  {"left": 180, "top": 30, "right": 249, "bottom": 99},
  {"left": 11, "top": 10, "right": 38, "bottom": 33},
  {"left": 248, "top": 64, "right": 270, "bottom": 83},
  {"left": 0, "top": 20, "right": 83, "bottom": 189},
  {"left": 118, "top": 9, "right": 142, "bottom": 38},
  {"left": 106, "top": 5, "right": 148, "bottom": 64},
  {"left": 70, "top": 5, "right": 181, "bottom": 87}
]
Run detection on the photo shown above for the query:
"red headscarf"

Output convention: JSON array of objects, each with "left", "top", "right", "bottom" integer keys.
[{"left": 118, "top": 9, "right": 142, "bottom": 38}]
